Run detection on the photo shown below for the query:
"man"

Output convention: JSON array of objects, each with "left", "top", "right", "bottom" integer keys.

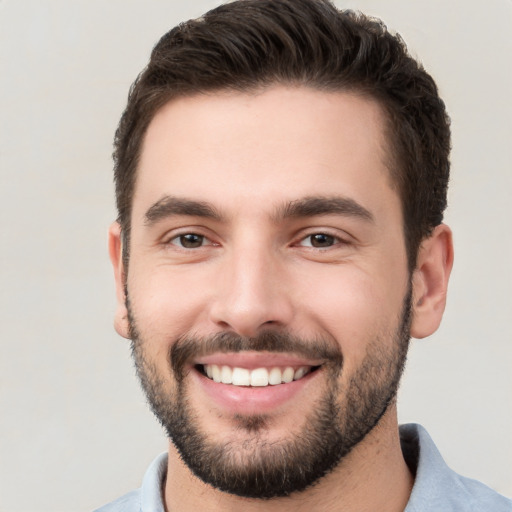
[{"left": 97, "top": 0, "right": 512, "bottom": 510}]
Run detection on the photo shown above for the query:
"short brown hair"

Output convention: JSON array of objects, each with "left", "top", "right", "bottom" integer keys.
[{"left": 113, "top": 0, "right": 450, "bottom": 270}]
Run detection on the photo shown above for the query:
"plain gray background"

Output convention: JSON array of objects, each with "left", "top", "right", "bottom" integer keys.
[{"left": 0, "top": 1, "right": 510, "bottom": 510}]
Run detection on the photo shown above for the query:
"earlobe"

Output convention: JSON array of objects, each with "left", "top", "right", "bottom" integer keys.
[
  {"left": 410, "top": 224, "right": 454, "bottom": 339},
  {"left": 108, "top": 222, "right": 130, "bottom": 339}
]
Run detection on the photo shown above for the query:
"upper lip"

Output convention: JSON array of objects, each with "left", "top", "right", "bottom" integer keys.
[{"left": 194, "top": 351, "right": 325, "bottom": 370}]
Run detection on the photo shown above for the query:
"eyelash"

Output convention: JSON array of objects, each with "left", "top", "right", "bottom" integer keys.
[
  {"left": 165, "top": 231, "right": 347, "bottom": 250},
  {"left": 167, "top": 233, "right": 214, "bottom": 249},
  {"left": 296, "top": 232, "right": 345, "bottom": 249}
]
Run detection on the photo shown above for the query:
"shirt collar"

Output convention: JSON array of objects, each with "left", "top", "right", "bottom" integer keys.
[
  {"left": 140, "top": 451, "right": 167, "bottom": 511},
  {"left": 139, "top": 424, "right": 497, "bottom": 511}
]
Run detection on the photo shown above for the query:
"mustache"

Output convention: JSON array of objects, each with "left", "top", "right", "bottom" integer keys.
[{"left": 170, "top": 330, "right": 344, "bottom": 382}]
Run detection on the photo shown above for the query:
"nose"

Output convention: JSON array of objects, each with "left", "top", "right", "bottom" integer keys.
[{"left": 208, "top": 243, "right": 294, "bottom": 338}]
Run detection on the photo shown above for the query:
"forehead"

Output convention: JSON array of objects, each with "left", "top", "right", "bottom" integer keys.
[{"left": 133, "top": 86, "right": 398, "bottom": 222}]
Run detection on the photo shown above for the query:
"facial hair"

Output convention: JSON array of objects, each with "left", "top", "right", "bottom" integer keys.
[{"left": 128, "top": 287, "right": 412, "bottom": 499}]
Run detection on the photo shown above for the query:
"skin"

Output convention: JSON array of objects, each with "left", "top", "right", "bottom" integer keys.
[{"left": 109, "top": 86, "right": 453, "bottom": 511}]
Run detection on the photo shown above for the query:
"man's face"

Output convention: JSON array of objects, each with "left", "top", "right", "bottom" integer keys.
[{"left": 114, "top": 87, "right": 413, "bottom": 497}]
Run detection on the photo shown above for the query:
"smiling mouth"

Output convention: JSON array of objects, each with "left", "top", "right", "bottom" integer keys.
[{"left": 197, "top": 364, "right": 321, "bottom": 387}]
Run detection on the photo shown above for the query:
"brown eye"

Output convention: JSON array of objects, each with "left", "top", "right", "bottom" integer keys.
[
  {"left": 308, "top": 233, "right": 336, "bottom": 248},
  {"left": 174, "top": 233, "right": 205, "bottom": 248}
]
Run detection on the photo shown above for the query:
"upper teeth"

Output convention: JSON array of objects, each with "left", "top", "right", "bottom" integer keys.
[{"left": 203, "top": 364, "right": 311, "bottom": 387}]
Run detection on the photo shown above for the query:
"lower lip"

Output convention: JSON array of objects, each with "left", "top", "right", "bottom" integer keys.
[{"left": 191, "top": 367, "right": 320, "bottom": 415}]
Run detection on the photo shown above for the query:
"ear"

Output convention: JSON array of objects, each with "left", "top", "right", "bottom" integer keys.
[
  {"left": 410, "top": 224, "right": 454, "bottom": 339},
  {"left": 108, "top": 222, "right": 130, "bottom": 339}
]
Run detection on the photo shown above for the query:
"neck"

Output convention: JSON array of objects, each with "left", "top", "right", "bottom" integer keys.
[{"left": 164, "top": 405, "right": 413, "bottom": 512}]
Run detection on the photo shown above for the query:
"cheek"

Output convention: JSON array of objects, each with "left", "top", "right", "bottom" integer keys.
[
  {"left": 296, "top": 264, "right": 408, "bottom": 362},
  {"left": 128, "top": 262, "right": 214, "bottom": 342}
]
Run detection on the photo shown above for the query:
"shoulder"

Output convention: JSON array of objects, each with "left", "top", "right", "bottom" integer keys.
[
  {"left": 93, "top": 489, "right": 141, "bottom": 512},
  {"left": 401, "top": 423, "right": 512, "bottom": 512},
  {"left": 454, "top": 476, "right": 512, "bottom": 512},
  {"left": 93, "top": 452, "right": 168, "bottom": 512}
]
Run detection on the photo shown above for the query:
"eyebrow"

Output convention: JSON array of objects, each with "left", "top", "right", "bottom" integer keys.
[
  {"left": 275, "top": 196, "right": 374, "bottom": 223},
  {"left": 144, "top": 196, "right": 223, "bottom": 225},
  {"left": 144, "top": 194, "right": 374, "bottom": 226}
]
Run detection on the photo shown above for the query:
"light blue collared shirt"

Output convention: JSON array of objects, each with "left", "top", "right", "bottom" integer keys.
[{"left": 94, "top": 424, "right": 512, "bottom": 511}]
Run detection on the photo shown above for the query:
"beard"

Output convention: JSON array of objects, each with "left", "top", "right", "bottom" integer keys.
[{"left": 128, "top": 287, "right": 412, "bottom": 499}]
